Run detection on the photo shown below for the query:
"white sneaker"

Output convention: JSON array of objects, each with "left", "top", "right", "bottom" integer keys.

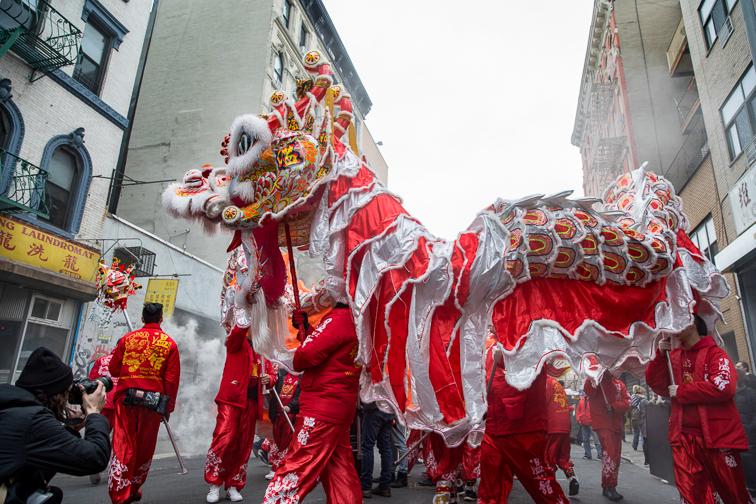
[
  {"left": 265, "top": 470, "right": 275, "bottom": 480},
  {"left": 206, "top": 485, "right": 221, "bottom": 503},
  {"left": 227, "top": 487, "right": 243, "bottom": 502}
]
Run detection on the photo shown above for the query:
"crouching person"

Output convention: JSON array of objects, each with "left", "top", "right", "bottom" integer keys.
[{"left": 0, "top": 347, "right": 110, "bottom": 503}]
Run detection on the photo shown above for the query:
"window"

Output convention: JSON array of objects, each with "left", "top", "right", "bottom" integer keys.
[
  {"left": 41, "top": 147, "right": 79, "bottom": 230},
  {"left": 0, "top": 79, "right": 25, "bottom": 197},
  {"left": 283, "top": 0, "right": 291, "bottom": 28},
  {"left": 299, "top": 25, "right": 308, "bottom": 53},
  {"left": 722, "top": 65, "right": 756, "bottom": 159},
  {"left": 699, "top": 0, "right": 738, "bottom": 50},
  {"left": 274, "top": 53, "right": 283, "bottom": 86},
  {"left": 690, "top": 215, "right": 719, "bottom": 262},
  {"left": 72, "top": 21, "right": 110, "bottom": 94},
  {"left": 30, "top": 129, "right": 92, "bottom": 238}
]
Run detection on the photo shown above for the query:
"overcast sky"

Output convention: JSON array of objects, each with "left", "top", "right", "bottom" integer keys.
[{"left": 320, "top": 1, "right": 595, "bottom": 240}]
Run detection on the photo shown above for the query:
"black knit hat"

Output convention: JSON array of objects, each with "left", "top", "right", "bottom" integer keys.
[{"left": 15, "top": 347, "right": 73, "bottom": 395}]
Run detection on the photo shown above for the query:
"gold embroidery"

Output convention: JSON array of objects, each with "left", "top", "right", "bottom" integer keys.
[{"left": 121, "top": 330, "right": 172, "bottom": 375}]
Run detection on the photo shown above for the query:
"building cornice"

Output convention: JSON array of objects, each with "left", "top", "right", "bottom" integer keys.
[{"left": 571, "top": 0, "right": 613, "bottom": 147}]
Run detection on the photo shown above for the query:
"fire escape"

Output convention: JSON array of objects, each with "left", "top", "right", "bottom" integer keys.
[
  {"left": 587, "top": 81, "right": 628, "bottom": 192},
  {"left": 0, "top": 0, "right": 83, "bottom": 218}
]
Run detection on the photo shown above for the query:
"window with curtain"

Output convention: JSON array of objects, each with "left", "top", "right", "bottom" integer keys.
[
  {"left": 722, "top": 64, "right": 756, "bottom": 160},
  {"left": 40, "top": 147, "right": 79, "bottom": 230}
]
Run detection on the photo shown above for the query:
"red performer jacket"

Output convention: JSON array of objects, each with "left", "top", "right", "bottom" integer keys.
[
  {"left": 215, "top": 325, "right": 276, "bottom": 412},
  {"left": 546, "top": 377, "right": 573, "bottom": 434},
  {"left": 646, "top": 335, "right": 747, "bottom": 450},
  {"left": 576, "top": 396, "right": 591, "bottom": 426},
  {"left": 584, "top": 375, "right": 630, "bottom": 433},
  {"left": 89, "top": 350, "right": 118, "bottom": 411},
  {"left": 110, "top": 322, "right": 181, "bottom": 413},
  {"left": 485, "top": 347, "right": 547, "bottom": 436},
  {"left": 293, "top": 307, "right": 361, "bottom": 426}
]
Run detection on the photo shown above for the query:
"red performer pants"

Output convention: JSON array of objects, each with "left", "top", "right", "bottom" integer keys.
[
  {"left": 545, "top": 433, "right": 574, "bottom": 475},
  {"left": 594, "top": 429, "right": 621, "bottom": 489},
  {"left": 478, "top": 430, "right": 568, "bottom": 504},
  {"left": 461, "top": 443, "right": 481, "bottom": 481},
  {"left": 427, "top": 432, "right": 465, "bottom": 483},
  {"left": 672, "top": 432, "right": 754, "bottom": 504},
  {"left": 108, "top": 402, "right": 162, "bottom": 504},
  {"left": 204, "top": 401, "right": 259, "bottom": 490},
  {"left": 269, "top": 414, "right": 296, "bottom": 471},
  {"left": 262, "top": 415, "right": 361, "bottom": 504}
]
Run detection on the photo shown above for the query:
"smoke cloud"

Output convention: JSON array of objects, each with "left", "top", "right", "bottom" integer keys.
[{"left": 162, "top": 318, "right": 224, "bottom": 456}]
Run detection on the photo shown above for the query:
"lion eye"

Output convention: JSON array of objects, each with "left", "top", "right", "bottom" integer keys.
[{"left": 238, "top": 132, "right": 255, "bottom": 155}]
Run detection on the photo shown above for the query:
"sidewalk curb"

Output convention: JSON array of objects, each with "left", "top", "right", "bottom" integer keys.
[{"left": 620, "top": 456, "right": 633, "bottom": 465}]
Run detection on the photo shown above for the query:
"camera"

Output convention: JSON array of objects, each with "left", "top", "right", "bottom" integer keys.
[{"left": 69, "top": 376, "right": 113, "bottom": 405}]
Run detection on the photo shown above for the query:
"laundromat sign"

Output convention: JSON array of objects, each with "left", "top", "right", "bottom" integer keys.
[{"left": 0, "top": 215, "right": 100, "bottom": 282}]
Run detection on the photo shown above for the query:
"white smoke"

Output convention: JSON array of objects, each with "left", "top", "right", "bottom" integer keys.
[{"left": 162, "top": 318, "right": 224, "bottom": 456}]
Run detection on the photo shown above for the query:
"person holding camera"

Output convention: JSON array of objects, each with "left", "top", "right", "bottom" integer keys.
[
  {"left": 107, "top": 303, "right": 180, "bottom": 504},
  {"left": 0, "top": 347, "right": 110, "bottom": 503}
]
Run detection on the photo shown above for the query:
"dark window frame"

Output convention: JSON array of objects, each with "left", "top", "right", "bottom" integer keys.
[
  {"left": 721, "top": 64, "right": 756, "bottom": 160},
  {"left": 283, "top": 0, "right": 292, "bottom": 28},
  {"left": 72, "top": 0, "right": 129, "bottom": 96},
  {"left": 0, "top": 79, "right": 26, "bottom": 197},
  {"left": 72, "top": 18, "right": 112, "bottom": 95},
  {"left": 274, "top": 52, "right": 284, "bottom": 86},
  {"left": 690, "top": 215, "right": 719, "bottom": 262},
  {"left": 699, "top": 0, "right": 738, "bottom": 50},
  {"left": 299, "top": 24, "right": 308, "bottom": 52},
  {"left": 19, "top": 129, "right": 92, "bottom": 239}
]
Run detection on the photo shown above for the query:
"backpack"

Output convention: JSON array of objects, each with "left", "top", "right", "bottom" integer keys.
[{"left": 630, "top": 402, "right": 642, "bottom": 427}]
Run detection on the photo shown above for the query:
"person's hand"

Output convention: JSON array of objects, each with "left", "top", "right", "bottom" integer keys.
[
  {"left": 605, "top": 403, "right": 615, "bottom": 415},
  {"left": 658, "top": 337, "right": 671, "bottom": 354},
  {"left": 292, "top": 310, "right": 309, "bottom": 331},
  {"left": 81, "top": 381, "right": 106, "bottom": 416},
  {"left": 65, "top": 407, "right": 86, "bottom": 431},
  {"left": 668, "top": 385, "right": 679, "bottom": 398},
  {"left": 492, "top": 344, "right": 504, "bottom": 364},
  {"left": 261, "top": 375, "right": 271, "bottom": 386},
  {"left": 283, "top": 406, "right": 290, "bottom": 413}
]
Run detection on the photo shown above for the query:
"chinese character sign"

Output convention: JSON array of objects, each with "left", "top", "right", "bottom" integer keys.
[
  {"left": 730, "top": 165, "right": 756, "bottom": 236},
  {"left": 0, "top": 215, "right": 100, "bottom": 281},
  {"left": 144, "top": 279, "right": 180, "bottom": 318}
]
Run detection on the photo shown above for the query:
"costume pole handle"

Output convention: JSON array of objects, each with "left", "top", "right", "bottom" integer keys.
[
  {"left": 394, "top": 431, "right": 431, "bottom": 466},
  {"left": 665, "top": 335, "right": 676, "bottom": 386},
  {"left": 487, "top": 359, "right": 499, "bottom": 396},
  {"left": 162, "top": 416, "right": 188, "bottom": 475},
  {"left": 123, "top": 310, "right": 134, "bottom": 332},
  {"left": 283, "top": 220, "right": 305, "bottom": 341},
  {"left": 272, "top": 387, "right": 296, "bottom": 433}
]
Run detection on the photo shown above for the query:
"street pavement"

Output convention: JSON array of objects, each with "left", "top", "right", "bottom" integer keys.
[{"left": 54, "top": 439, "right": 681, "bottom": 503}]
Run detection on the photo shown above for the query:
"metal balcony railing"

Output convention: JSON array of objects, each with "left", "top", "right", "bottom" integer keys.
[
  {"left": 0, "top": 0, "right": 82, "bottom": 74},
  {"left": 666, "top": 17, "right": 692, "bottom": 77},
  {"left": 664, "top": 117, "right": 708, "bottom": 193},
  {"left": 675, "top": 77, "right": 700, "bottom": 134},
  {"left": 0, "top": 147, "right": 49, "bottom": 218}
]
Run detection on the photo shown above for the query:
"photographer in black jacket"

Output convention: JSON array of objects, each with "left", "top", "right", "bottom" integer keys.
[{"left": 0, "top": 347, "right": 110, "bottom": 503}]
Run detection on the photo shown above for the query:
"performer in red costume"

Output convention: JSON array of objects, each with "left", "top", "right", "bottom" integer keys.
[
  {"left": 584, "top": 373, "right": 630, "bottom": 502},
  {"left": 89, "top": 349, "right": 119, "bottom": 428},
  {"left": 460, "top": 441, "right": 481, "bottom": 501},
  {"left": 646, "top": 313, "right": 753, "bottom": 504},
  {"left": 426, "top": 433, "right": 465, "bottom": 504},
  {"left": 88, "top": 348, "right": 120, "bottom": 485},
  {"left": 262, "top": 304, "right": 362, "bottom": 504},
  {"left": 478, "top": 344, "right": 568, "bottom": 504},
  {"left": 266, "top": 369, "right": 300, "bottom": 477},
  {"left": 205, "top": 323, "right": 277, "bottom": 503},
  {"left": 545, "top": 377, "right": 579, "bottom": 496},
  {"left": 107, "top": 303, "right": 180, "bottom": 504}
]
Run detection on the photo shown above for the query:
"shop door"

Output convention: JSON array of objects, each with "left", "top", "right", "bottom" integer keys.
[{"left": 0, "top": 283, "right": 30, "bottom": 384}]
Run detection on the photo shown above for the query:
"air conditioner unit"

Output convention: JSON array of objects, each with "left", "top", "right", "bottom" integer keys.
[{"left": 720, "top": 16, "right": 734, "bottom": 48}]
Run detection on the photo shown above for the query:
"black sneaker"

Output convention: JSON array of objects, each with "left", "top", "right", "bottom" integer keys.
[
  {"left": 371, "top": 487, "right": 391, "bottom": 498},
  {"left": 582, "top": 454, "right": 592, "bottom": 460},
  {"left": 464, "top": 488, "right": 476, "bottom": 501},
  {"left": 569, "top": 478, "right": 579, "bottom": 496},
  {"left": 418, "top": 477, "right": 434, "bottom": 487}
]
